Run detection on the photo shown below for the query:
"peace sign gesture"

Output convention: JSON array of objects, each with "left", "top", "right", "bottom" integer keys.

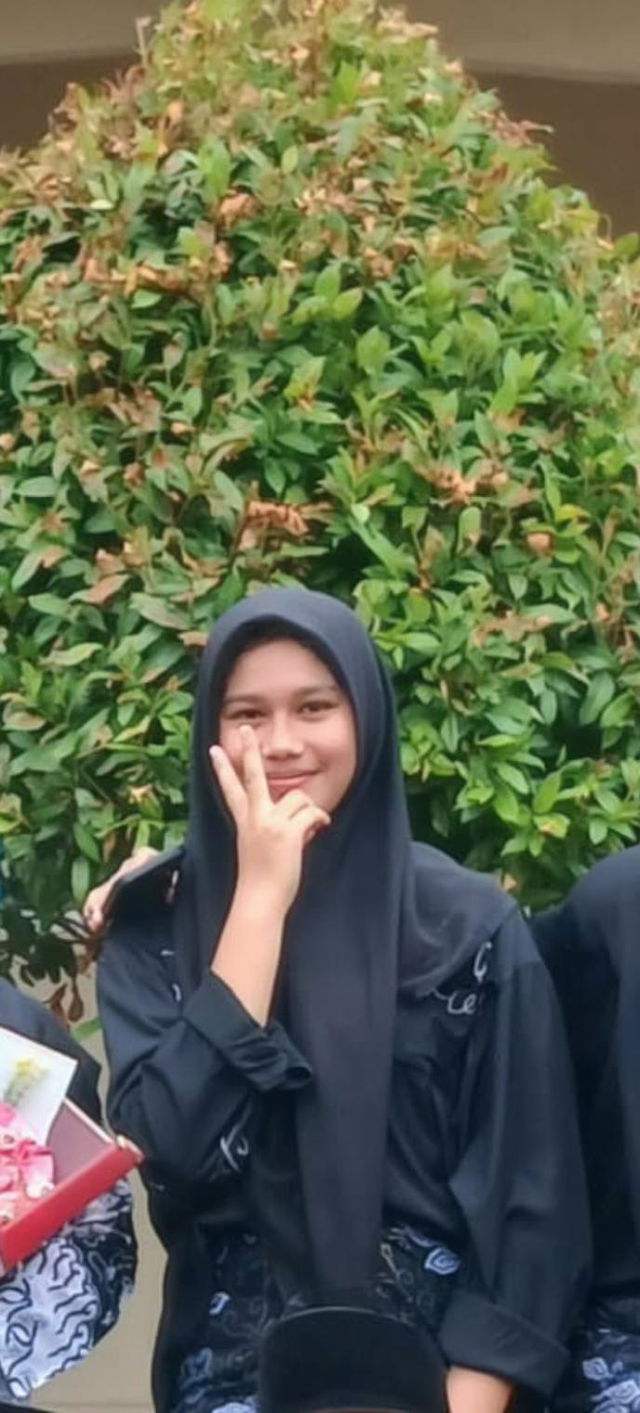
[{"left": 210, "top": 726, "right": 330, "bottom": 916}]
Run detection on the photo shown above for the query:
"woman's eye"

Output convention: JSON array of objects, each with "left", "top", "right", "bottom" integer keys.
[
  {"left": 301, "top": 700, "right": 334, "bottom": 716},
  {"left": 227, "top": 708, "right": 263, "bottom": 723}
]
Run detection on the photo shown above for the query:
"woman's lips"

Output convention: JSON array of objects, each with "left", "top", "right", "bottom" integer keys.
[{"left": 267, "top": 773, "right": 317, "bottom": 797}]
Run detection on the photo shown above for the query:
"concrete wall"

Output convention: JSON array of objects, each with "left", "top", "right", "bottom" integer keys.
[
  {"left": 1, "top": 1, "right": 638, "bottom": 232},
  {"left": 2, "top": 0, "right": 639, "bottom": 76}
]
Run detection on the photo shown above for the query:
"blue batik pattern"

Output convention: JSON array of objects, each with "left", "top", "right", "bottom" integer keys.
[
  {"left": 0, "top": 1179, "right": 136, "bottom": 1402},
  {"left": 554, "top": 1294, "right": 640, "bottom": 1413},
  {"left": 173, "top": 1223, "right": 460, "bottom": 1413}
]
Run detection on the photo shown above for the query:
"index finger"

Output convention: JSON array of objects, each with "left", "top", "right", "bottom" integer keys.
[
  {"left": 210, "top": 744, "right": 247, "bottom": 823},
  {"left": 239, "top": 726, "right": 270, "bottom": 807}
]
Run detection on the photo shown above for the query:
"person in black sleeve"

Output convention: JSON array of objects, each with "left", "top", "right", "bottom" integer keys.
[
  {"left": 94, "top": 588, "right": 590, "bottom": 1413},
  {"left": 532, "top": 847, "right": 640, "bottom": 1413},
  {"left": 0, "top": 977, "right": 137, "bottom": 1405}
]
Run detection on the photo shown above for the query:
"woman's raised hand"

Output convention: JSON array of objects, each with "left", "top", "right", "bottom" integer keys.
[{"left": 210, "top": 726, "right": 330, "bottom": 916}]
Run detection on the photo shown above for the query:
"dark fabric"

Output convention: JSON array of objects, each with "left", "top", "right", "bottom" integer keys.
[
  {"left": 552, "top": 1289, "right": 640, "bottom": 1413},
  {"left": 0, "top": 976, "right": 101, "bottom": 1122},
  {"left": 98, "top": 845, "right": 590, "bottom": 1410},
  {"left": 258, "top": 1307, "right": 447, "bottom": 1413},
  {"left": 532, "top": 847, "right": 640, "bottom": 1294},
  {"left": 171, "top": 588, "right": 514, "bottom": 1302}
]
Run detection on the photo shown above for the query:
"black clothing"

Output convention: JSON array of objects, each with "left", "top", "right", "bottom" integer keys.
[
  {"left": 174, "top": 587, "right": 508, "bottom": 1304},
  {"left": 532, "top": 847, "right": 640, "bottom": 1295},
  {"left": 97, "top": 587, "right": 590, "bottom": 1412},
  {"left": 99, "top": 850, "right": 589, "bottom": 1410}
]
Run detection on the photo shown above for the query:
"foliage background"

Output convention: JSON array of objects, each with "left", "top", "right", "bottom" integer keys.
[{"left": 1, "top": 0, "right": 640, "bottom": 989}]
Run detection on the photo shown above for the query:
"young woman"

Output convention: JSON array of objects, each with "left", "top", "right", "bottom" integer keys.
[
  {"left": 95, "top": 587, "right": 590, "bottom": 1413},
  {"left": 532, "top": 848, "right": 640, "bottom": 1413},
  {"left": 0, "top": 978, "right": 137, "bottom": 1405}
]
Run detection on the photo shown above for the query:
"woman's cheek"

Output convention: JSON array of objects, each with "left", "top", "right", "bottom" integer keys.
[{"left": 219, "top": 725, "right": 242, "bottom": 769}]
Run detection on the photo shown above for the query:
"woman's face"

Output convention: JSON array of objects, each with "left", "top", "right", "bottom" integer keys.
[{"left": 219, "top": 637, "right": 357, "bottom": 814}]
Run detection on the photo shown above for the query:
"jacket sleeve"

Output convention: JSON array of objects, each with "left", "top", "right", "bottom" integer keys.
[
  {"left": 439, "top": 907, "right": 591, "bottom": 1397},
  {"left": 97, "top": 915, "right": 310, "bottom": 1184}
]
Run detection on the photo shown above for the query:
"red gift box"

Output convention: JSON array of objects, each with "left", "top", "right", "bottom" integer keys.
[{"left": 0, "top": 1097, "right": 140, "bottom": 1275}]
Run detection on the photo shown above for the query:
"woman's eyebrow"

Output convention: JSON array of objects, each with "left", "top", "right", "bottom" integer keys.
[
  {"left": 221, "top": 692, "right": 266, "bottom": 705},
  {"left": 222, "top": 683, "right": 340, "bottom": 705}
]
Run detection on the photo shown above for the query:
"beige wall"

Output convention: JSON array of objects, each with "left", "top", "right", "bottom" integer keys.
[
  {"left": 0, "top": 1, "right": 639, "bottom": 232},
  {"left": 2, "top": 0, "right": 639, "bottom": 76}
]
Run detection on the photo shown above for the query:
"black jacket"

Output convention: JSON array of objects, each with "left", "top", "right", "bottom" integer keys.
[
  {"left": 98, "top": 848, "right": 591, "bottom": 1410},
  {"left": 532, "top": 846, "right": 640, "bottom": 1294}
]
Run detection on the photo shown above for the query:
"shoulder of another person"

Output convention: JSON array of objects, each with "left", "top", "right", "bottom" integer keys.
[
  {"left": 0, "top": 975, "right": 100, "bottom": 1090},
  {"left": 571, "top": 845, "right": 640, "bottom": 913},
  {"left": 0, "top": 975, "right": 70, "bottom": 1047},
  {"left": 564, "top": 845, "right": 640, "bottom": 964},
  {"left": 106, "top": 844, "right": 186, "bottom": 933}
]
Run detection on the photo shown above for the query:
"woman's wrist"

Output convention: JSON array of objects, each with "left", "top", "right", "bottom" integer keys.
[
  {"left": 232, "top": 878, "right": 290, "bottom": 926},
  {"left": 210, "top": 883, "right": 287, "bottom": 1025},
  {"left": 446, "top": 1367, "right": 513, "bottom": 1413}
]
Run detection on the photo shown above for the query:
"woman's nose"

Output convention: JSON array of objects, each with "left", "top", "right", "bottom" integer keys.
[{"left": 262, "top": 714, "right": 304, "bottom": 756}]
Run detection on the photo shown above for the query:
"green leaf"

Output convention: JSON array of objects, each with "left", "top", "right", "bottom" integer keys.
[
  {"left": 28, "top": 593, "right": 70, "bottom": 616},
  {"left": 11, "top": 744, "right": 71, "bottom": 776},
  {"left": 10, "top": 357, "right": 36, "bottom": 399},
  {"left": 440, "top": 715, "right": 459, "bottom": 753},
  {"left": 403, "top": 632, "right": 439, "bottom": 654},
  {"left": 49, "top": 642, "right": 101, "bottom": 666},
  {"left": 213, "top": 469, "right": 245, "bottom": 513},
  {"left": 72, "top": 1016, "right": 102, "bottom": 1042},
  {"left": 283, "top": 356, "right": 326, "bottom": 402},
  {"left": 197, "top": 138, "right": 232, "bottom": 200},
  {"left": 601, "top": 694, "right": 632, "bottom": 729},
  {"left": 496, "top": 763, "right": 529, "bottom": 796},
  {"left": 130, "top": 594, "right": 189, "bottom": 630},
  {"left": 332, "top": 288, "right": 363, "bottom": 319},
  {"left": 72, "top": 821, "right": 101, "bottom": 863},
  {"left": 588, "top": 818, "right": 608, "bottom": 846},
  {"left": 182, "top": 385, "right": 203, "bottom": 420},
  {"left": 493, "top": 785, "right": 521, "bottom": 824},
  {"left": 579, "top": 672, "right": 615, "bottom": 726},
  {"left": 17, "top": 476, "right": 58, "bottom": 498},
  {"left": 356, "top": 326, "right": 390, "bottom": 375},
  {"left": 458, "top": 506, "right": 481, "bottom": 547},
  {"left": 539, "top": 690, "right": 557, "bottom": 725},
  {"left": 12, "top": 551, "right": 45, "bottom": 591},
  {"left": 533, "top": 771, "right": 562, "bottom": 815},
  {"left": 281, "top": 145, "right": 299, "bottom": 175},
  {"left": 71, "top": 856, "right": 91, "bottom": 906},
  {"left": 536, "top": 813, "right": 570, "bottom": 839},
  {"left": 315, "top": 265, "right": 342, "bottom": 301}
]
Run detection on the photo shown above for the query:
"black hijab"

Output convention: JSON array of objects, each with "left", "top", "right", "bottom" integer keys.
[{"left": 175, "top": 588, "right": 506, "bottom": 1302}]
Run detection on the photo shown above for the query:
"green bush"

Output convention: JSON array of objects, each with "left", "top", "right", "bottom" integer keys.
[{"left": 1, "top": 0, "right": 640, "bottom": 982}]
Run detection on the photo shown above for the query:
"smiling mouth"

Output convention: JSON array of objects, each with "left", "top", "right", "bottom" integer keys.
[{"left": 267, "top": 772, "right": 317, "bottom": 789}]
